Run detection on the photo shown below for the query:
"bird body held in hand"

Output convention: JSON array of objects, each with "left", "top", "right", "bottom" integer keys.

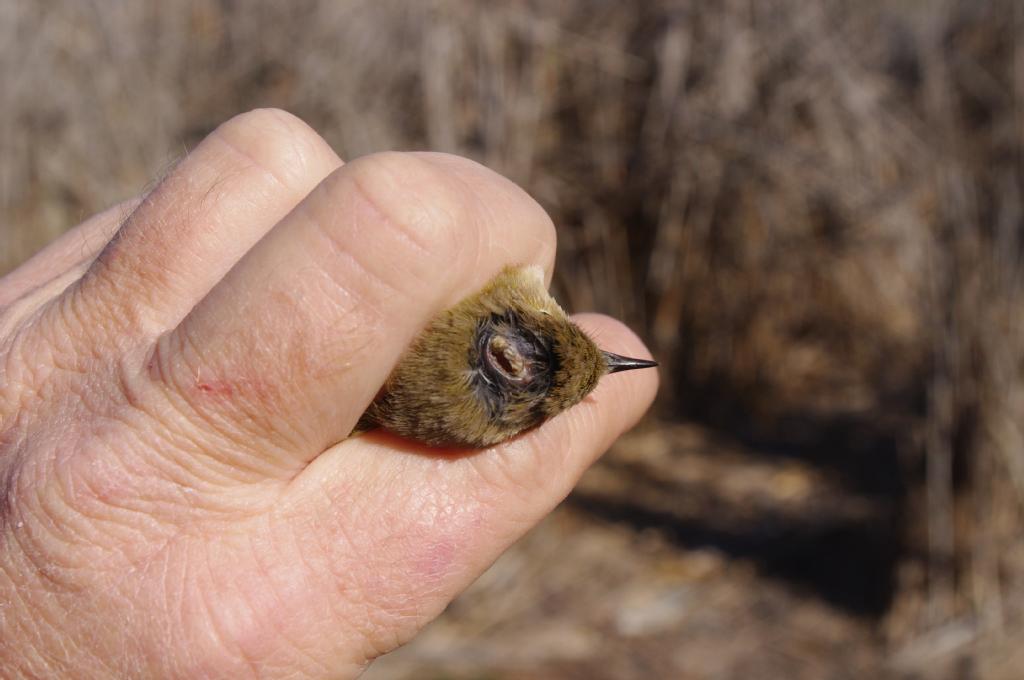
[{"left": 356, "top": 265, "right": 656, "bottom": 448}]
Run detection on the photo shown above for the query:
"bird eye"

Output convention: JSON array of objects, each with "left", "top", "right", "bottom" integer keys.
[{"left": 487, "top": 335, "right": 528, "bottom": 381}]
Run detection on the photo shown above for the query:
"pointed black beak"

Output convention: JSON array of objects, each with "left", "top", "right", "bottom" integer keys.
[{"left": 601, "top": 350, "right": 659, "bottom": 374}]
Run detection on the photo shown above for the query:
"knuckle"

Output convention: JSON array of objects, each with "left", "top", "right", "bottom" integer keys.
[
  {"left": 70, "top": 273, "right": 160, "bottom": 342},
  {"left": 340, "top": 151, "right": 469, "bottom": 274},
  {"left": 144, "top": 323, "right": 310, "bottom": 463},
  {"left": 214, "top": 108, "right": 336, "bottom": 189},
  {"left": 310, "top": 150, "right": 556, "bottom": 309},
  {"left": 415, "top": 151, "right": 557, "bottom": 257}
]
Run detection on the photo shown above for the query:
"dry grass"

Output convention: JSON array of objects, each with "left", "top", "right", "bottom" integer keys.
[{"left": 2, "top": 1, "right": 1023, "bottom": 677}]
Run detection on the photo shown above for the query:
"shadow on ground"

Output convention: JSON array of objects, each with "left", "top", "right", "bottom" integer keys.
[{"left": 570, "top": 411, "right": 910, "bottom": 618}]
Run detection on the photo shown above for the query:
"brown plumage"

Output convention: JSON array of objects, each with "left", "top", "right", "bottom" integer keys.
[{"left": 354, "top": 264, "right": 656, "bottom": 448}]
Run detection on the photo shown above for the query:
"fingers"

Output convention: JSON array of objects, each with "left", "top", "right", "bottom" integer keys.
[
  {"left": 0, "top": 197, "right": 140, "bottom": 308},
  {"left": 68, "top": 108, "right": 342, "bottom": 339},
  {"left": 152, "top": 151, "right": 557, "bottom": 470},
  {"left": 279, "top": 314, "right": 657, "bottom": 665}
]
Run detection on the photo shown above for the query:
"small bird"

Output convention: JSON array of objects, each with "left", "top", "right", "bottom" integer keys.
[{"left": 354, "top": 264, "right": 657, "bottom": 448}]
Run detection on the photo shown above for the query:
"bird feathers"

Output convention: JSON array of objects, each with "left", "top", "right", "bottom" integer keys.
[{"left": 354, "top": 264, "right": 650, "bottom": 448}]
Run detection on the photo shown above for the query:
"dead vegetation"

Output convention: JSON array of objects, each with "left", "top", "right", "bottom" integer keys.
[{"left": 2, "top": 1, "right": 1022, "bottom": 677}]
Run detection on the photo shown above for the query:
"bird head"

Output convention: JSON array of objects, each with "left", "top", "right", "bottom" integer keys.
[{"left": 357, "top": 265, "right": 656, "bottom": 448}]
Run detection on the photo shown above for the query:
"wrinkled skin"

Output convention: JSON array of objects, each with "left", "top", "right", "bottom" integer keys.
[{"left": 0, "top": 109, "right": 657, "bottom": 679}]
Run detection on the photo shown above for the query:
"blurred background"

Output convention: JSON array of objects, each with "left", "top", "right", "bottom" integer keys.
[{"left": 1, "top": 1, "right": 1022, "bottom": 677}]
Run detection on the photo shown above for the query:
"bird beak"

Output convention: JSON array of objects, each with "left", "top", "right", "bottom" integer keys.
[{"left": 601, "top": 350, "right": 659, "bottom": 374}]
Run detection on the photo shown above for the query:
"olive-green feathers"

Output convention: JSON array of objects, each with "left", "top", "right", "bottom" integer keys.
[{"left": 355, "top": 265, "right": 654, "bottom": 448}]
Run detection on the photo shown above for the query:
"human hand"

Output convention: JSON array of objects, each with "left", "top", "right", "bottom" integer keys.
[{"left": 0, "top": 109, "right": 657, "bottom": 678}]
